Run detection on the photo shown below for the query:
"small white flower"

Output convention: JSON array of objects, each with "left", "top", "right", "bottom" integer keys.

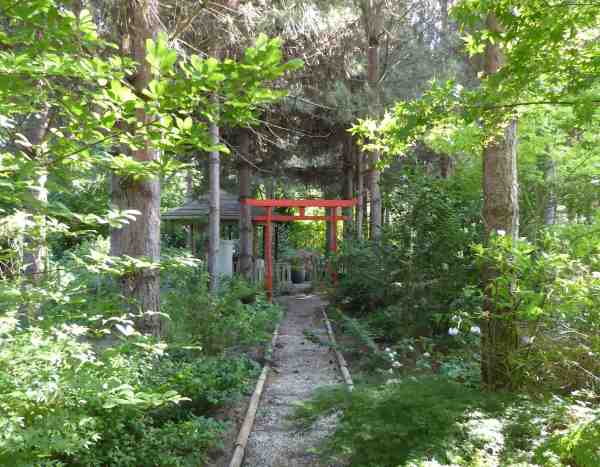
[
  {"left": 116, "top": 323, "right": 136, "bottom": 337},
  {"left": 392, "top": 361, "right": 403, "bottom": 368},
  {"left": 520, "top": 335, "right": 532, "bottom": 344},
  {"left": 497, "top": 229, "right": 506, "bottom": 236},
  {"left": 385, "top": 347, "right": 391, "bottom": 352},
  {"left": 448, "top": 327, "right": 459, "bottom": 336},
  {"left": 470, "top": 325, "right": 481, "bottom": 335},
  {"left": 592, "top": 271, "right": 600, "bottom": 279},
  {"left": 408, "top": 345, "right": 414, "bottom": 351},
  {"left": 423, "top": 352, "right": 431, "bottom": 358}
]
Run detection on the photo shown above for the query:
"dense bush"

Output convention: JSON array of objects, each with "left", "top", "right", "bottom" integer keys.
[
  {"left": 335, "top": 167, "right": 481, "bottom": 340},
  {"left": 463, "top": 229, "right": 600, "bottom": 392},
  {"left": 293, "top": 377, "right": 504, "bottom": 466},
  {"left": 162, "top": 253, "right": 281, "bottom": 354},
  {"left": 0, "top": 319, "right": 183, "bottom": 466},
  {"left": 294, "top": 376, "right": 600, "bottom": 466},
  {"left": 73, "top": 415, "right": 225, "bottom": 467},
  {"left": 147, "top": 354, "right": 259, "bottom": 418},
  {"left": 0, "top": 241, "right": 280, "bottom": 466}
]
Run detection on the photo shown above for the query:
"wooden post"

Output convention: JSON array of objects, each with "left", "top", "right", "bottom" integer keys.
[
  {"left": 264, "top": 207, "right": 273, "bottom": 301},
  {"left": 252, "top": 223, "right": 259, "bottom": 257},
  {"left": 239, "top": 130, "right": 253, "bottom": 280},
  {"left": 329, "top": 212, "right": 338, "bottom": 284},
  {"left": 190, "top": 224, "right": 196, "bottom": 257}
]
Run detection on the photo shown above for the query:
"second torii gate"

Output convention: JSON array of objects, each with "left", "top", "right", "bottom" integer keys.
[{"left": 241, "top": 198, "right": 358, "bottom": 300}]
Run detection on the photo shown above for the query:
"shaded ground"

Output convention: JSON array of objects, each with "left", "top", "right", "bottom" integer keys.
[{"left": 242, "top": 294, "right": 344, "bottom": 467}]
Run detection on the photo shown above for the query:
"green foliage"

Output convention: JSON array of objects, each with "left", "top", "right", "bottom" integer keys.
[
  {"left": 294, "top": 375, "right": 600, "bottom": 466},
  {"left": 293, "top": 377, "right": 503, "bottom": 466},
  {"left": 0, "top": 238, "right": 279, "bottom": 466},
  {"left": 146, "top": 355, "right": 259, "bottom": 417},
  {"left": 74, "top": 415, "right": 224, "bottom": 467},
  {"left": 352, "top": 1, "right": 600, "bottom": 166},
  {"left": 336, "top": 166, "right": 481, "bottom": 340},
  {"left": 162, "top": 258, "right": 281, "bottom": 354},
  {"left": 467, "top": 227, "right": 600, "bottom": 392},
  {"left": 0, "top": 319, "right": 184, "bottom": 466},
  {"left": 535, "top": 418, "right": 600, "bottom": 467}
]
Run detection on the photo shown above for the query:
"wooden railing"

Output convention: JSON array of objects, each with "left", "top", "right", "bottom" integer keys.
[{"left": 274, "top": 262, "right": 292, "bottom": 293}]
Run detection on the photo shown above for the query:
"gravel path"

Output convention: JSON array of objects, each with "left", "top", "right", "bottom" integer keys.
[{"left": 242, "top": 294, "right": 343, "bottom": 467}]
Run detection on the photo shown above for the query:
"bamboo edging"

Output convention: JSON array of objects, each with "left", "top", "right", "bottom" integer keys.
[
  {"left": 228, "top": 322, "right": 280, "bottom": 467},
  {"left": 321, "top": 307, "right": 354, "bottom": 391}
]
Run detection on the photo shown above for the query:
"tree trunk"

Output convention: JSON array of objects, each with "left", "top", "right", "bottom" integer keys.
[
  {"left": 360, "top": 0, "right": 384, "bottom": 240},
  {"left": 356, "top": 148, "right": 365, "bottom": 240},
  {"left": 440, "top": 0, "right": 448, "bottom": 36},
  {"left": 208, "top": 120, "right": 220, "bottom": 293},
  {"left": 239, "top": 129, "right": 253, "bottom": 280},
  {"left": 325, "top": 207, "right": 332, "bottom": 253},
  {"left": 480, "top": 12, "right": 520, "bottom": 390},
  {"left": 440, "top": 154, "right": 453, "bottom": 178},
  {"left": 110, "top": 0, "right": 161, "bottom": 336},
  {"left": 206, "top": 0, "right": 244, "bottom": 292},
  {"left": 543, "top": 156, "right": 557, "bottom": 226},
  {"left": 22, "top": 107, "right": 50, "bottom": 281},
  {"left": 343, "top": 134, "right": 355, "bottom": 239}
]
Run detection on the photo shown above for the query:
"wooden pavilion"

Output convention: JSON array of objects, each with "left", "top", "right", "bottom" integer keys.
[{"left": 162, "top": 190, "right": 266, "bottom": 257}]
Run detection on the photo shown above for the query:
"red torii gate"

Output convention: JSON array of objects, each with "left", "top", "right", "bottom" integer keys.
[{"left": 241, "top": 198, "right": 358, "bottom": 300}]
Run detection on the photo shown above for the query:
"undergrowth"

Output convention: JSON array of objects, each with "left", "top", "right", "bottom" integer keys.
[
  {"left": 0, "top": 244, "right": 280, "bottom": 467},
  {"left": 293, "top": 377, "right": 600, "bottom": 466}
]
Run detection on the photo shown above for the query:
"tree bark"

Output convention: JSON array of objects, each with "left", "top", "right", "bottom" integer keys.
[
  {"left": 440, "top": 154, "right": 453, "bottom": 178},
  {"left": 543, "top": 156, "right": 557, "bottom": 226},
  {"left": 480, "top": 12, "right": 520, "bottom": 390},
  {"left": 206, "top": 0, "right": 244, "bottom": 292},
  {"left": 110, "top": 0, "right": 161, "bottom": 336},
  {"left": 363, "top": 0, "right": 383, "bottom": 239},
  {"left": 21, "top": 107, "right": 50, "bottom": 281},
  {"left": 356, "top": 147, "right": 365, "bottom": 240},
  {"left": 343, "top": 134, "right": 355, "bottom": 239},
  {"left": 239, "top": 129, "right": 253, "bottom": 280}
]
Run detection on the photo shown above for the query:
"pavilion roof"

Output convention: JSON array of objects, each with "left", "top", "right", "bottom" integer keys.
[{"left": 162, "top": 190, "right": 266, "bottom": 223}]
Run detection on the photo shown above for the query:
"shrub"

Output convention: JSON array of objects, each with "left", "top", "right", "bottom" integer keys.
[
  {"left": 534, "top": 418, "right": 600, "bottom": 467},
  {"left": 146, "top": 355, "right": 259, "bottom": 418},
  {"left": 162, "top": 260, "right": 281, "bottom": 354},
  {"left": 72, "top": 415, "right": 225, "bottom": 467},
  {"left": 293, "top": 377, "right": 502, "bottom": 466},
  {"left": 468, "top": 229, "right": 600, "bottom": 392},
  {"left": 0, "top": 319, "right": 184, "bottom": 466},
  {"left": 335, "top": 168, "right": 481, "bottom": 340}
]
